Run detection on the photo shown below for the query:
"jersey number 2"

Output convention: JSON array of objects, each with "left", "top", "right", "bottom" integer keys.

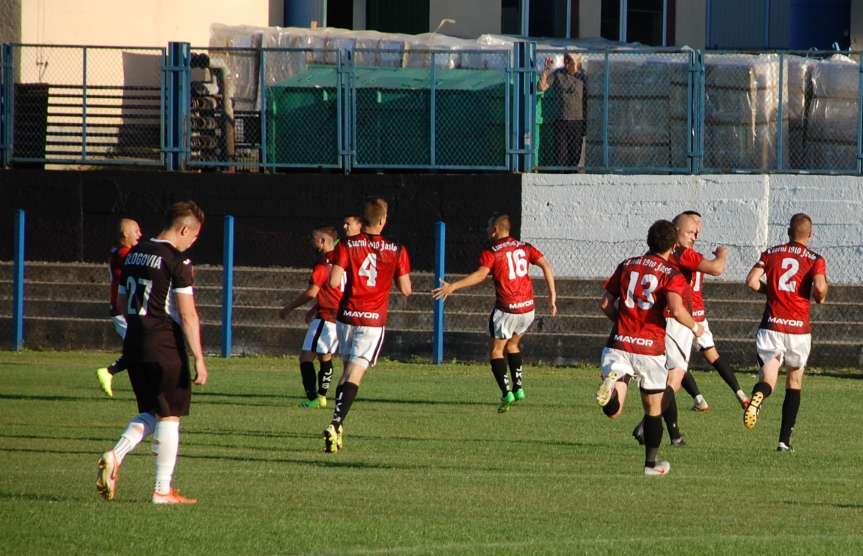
[
  {"left": 778, "top": 257, "right": 799, "bottom": 292},
  {"left": 623, "top": 271, "right": 659, "bottom": 310},
  {"left": 125, "top": 277, "right": 153, "bottom": 316},
  {"left": 359, "top": 253, "right": 378, "bottom": 287},
  {"left": 506, "top": 249, "right": 528, "bottom": 280}
]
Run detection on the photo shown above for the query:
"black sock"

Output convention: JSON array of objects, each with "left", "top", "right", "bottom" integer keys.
[
  {"left": 331, "top": 382, "right": 359, "bottom": 427},
  {"left": 317, "top": 360, "right": 334, "bottom": 396},
  {"left": 602, "top": 390, "right": 620, "bottom": 417},
  {"left": 643, "top": 414, "right": 663, "bottom": 466},
  {"left": 711, "top": 357, "right": 742, "bottom": 392},
  {"left": 490, "top": 358, "right": 510, "bottom": 395},
  {"left": 681, "top": 371, "right": 701, "bottom": 398},
  {"left": 109, "top": 355, "right": 127, "bottom": 374},
  {"left": 779, "top": 388, "right": 801, "bottom": 445},
  {"left": 661, "top": 387, "right": 681, "bottom": 440},
  {"left": 751, "top": 381, "right": 773, "bottom": 400},
  {"left": 300, "top": 361, "right": 317, "bottom": 400},
  {"left": 506, "top": 352, "right": 524, "bottom": 391}
]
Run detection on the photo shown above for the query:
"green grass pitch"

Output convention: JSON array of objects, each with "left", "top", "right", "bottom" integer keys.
[{"left": 0, "top": 350, "right": 861, "bottom": 555}]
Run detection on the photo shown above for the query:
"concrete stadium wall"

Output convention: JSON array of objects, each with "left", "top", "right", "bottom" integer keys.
[{"left": 522, "top": 173, "right": 861, "bottom": 284}]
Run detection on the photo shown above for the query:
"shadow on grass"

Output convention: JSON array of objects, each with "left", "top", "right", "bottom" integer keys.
[
  {"left": 0, "top": 491, "right": 74, "bottom": 503},
  {"left": 782, "top": 500, "right": 863, "bottom": 509}
]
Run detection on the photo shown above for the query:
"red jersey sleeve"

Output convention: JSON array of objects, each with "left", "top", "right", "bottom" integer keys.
[
  {"left": 310, "top": 263, "right": 329, "bottom": 288},
  {"left": 755, "top": 250, "right": 768, "bottom": 268},
  {"left": 678, "top": 248, "right": 704, "bottom": 271},
  {"left": 526, "top": 243, "right": 544, "bottom": 264},
  {"left": 665, "top": 272, "right": 689, "bottom": 298},
  {"left": 396, "top": 246, "right": 411, "bottom": 277},
  {"left": 479, "top": 250, "right": 494, "bottom": 269},
  {"left": 603, "top": 264, "right": 623, "bottom": 298},
  {"left": 813, "top": 256, "right": 827, "bottom": 277},
  {"left": 333, "top": 242, "right": 349, "bottom": 269}
]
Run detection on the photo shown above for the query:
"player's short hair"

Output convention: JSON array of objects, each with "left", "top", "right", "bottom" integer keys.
[
  {"left": 672, "top": 210, "right": 701, "bottom": 226},
  {"left": 117, "top": 218, "right": 136, "bottom": 241},
  {"left": 788, "top": 212, "right": 812, "bottom": 240},
  {"left": 490, "top": 213, "right": 511, "bottom": 233},
  {"left": 313, "top": 225, "right": 339, "bottom": 241},
  {"left": 164, "top": 201, "right": 205, "bottom": 229},
  {"left": 647, "top": 220, "right": 677, "bottom": 253},
  {"left": 363, "top": 198, "right": 388, "bottom": 226}
]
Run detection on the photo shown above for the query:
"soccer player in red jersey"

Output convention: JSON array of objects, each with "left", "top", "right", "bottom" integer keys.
[
  {"left": 322, "top": 198, "right": 411, "bottom": 453},
  {"left": 280, "top": 226, "right": 344, "bottom": 409},
  {"left": 96, "top": 218, "right": 142, "bottom": 397},
  {"left": 744, "top": 213, "right": 828, "bottom": 451},
  {"left": 343, "top": 214, "right": 362, "bottom": 238},
  {"left": 432, "top": 214, "right": 556, "bottom": 413},
  {"left": 597, "top": 220, "right": 703, "bottom": 476}
]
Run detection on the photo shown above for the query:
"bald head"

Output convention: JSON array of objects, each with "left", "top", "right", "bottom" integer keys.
[
  {"left": 118, "top": 218, "right": 141, "bottom": 248},
  {"left": 673, "top": 213, "right": 698, "bottom": 249},
  {"left": 788, "top": 213, "right": 813, "bottom": 242}
]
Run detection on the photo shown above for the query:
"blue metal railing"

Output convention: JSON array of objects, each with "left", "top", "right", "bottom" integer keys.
[{"left": 1, "top": 42, "right": 861, "bottom": 176}]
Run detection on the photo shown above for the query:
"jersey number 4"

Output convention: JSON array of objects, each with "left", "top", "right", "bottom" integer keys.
[
  {"left": 623, "top": 271, "right": 659, "bottom": 310},
  {"left": 359, "top": 253, "right": 378, "bottom": 287},
  {"left": 506, "top": 249, "right": 529, "bottom": 280},
  {"left": 125, "top": 276, "right": 153, "bottom": 316}
]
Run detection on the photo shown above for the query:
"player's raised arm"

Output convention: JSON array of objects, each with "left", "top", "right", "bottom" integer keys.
[
  {"left": 535, "top": 256, "right": 557, "bottom": 317},
  {"left": 280, "top": 284, "right": 320, "bottom": 319},
  {"left": 176, "top": 291, "right": 207, "bottom": 385},
  {"left": 746, "top": 264, "right": 767, "bottom": 295},
  {"left": 696, "top": 245, "right": 729, "bottom": 276},
  {"left": 431, "top": 266, "right": 490, "bottom": 301}
]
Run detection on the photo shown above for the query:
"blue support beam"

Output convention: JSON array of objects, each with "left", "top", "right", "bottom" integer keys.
[
  {"left": 221, "top": 215, "right": 235, "bottom": 358},
  {"left": 165, "top": 42, "right": 190, "bottom": 171},
  {"left": 13, "top": 209, "right": 25, "bottom": 351},
  {"left": 432, "top": 221, "right": 445, "bottom": 365}
]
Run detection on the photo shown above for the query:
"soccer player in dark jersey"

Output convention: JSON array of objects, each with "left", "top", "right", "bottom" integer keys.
[
  {"left": 322, "top": 198, "right": 411, "bottom": 453},
  {"left": 96, "top": 201, "right": 207, "bottom": 504},
  {"left": 744, "top": 213, "right": 827, "bottom": 451},
  {"left": 432, "top": 214, "right": 557, "bottom": 413},
  {"left": 280, "top": 226, "right": 343, "bottom": 408},
  {"left": 96, "top": 218, "right": 142, "bottom": 397},
  {"left": 597, "top": 220, "right": 703, "bottom": 476}
]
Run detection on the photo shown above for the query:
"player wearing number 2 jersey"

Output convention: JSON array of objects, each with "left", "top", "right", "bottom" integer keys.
[
  {"left": 321, "top": 198, "right": 411, "bottom": 453},
  {"left": 432, "top": 214, "right": 557, "bottom": 413},
  {"left": 744, "top": 213, "right": 827, "bottom": 451},
  {"left": 597, "top": 220, "right": 703, "bottom": 476}
]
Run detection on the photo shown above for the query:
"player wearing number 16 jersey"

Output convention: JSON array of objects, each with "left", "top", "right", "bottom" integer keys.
[
  {"left": 597, "top": 220, "right": 703, "bottom": 476},
  {"left": 744, "top": 213, "right": 827, "bottom": 451},
  {"left": 433, "top": 214, "right": 557, "bottom": 413},
  {"left": 322, "top": 198, "right": 411, "bottom": 453}
]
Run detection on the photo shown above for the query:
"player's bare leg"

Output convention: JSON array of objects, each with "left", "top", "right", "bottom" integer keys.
[
  {"left": 489, "top": 338, "right": 515, "bottom": 412},
  {"left": 701, "top": 346, "right": 749, "bottom": 408},
  {"left": 504, "top": 334, "right": 526, "bottom": 402},
  {"left": 778, "top": 367, "right": 803, "bottom": 451},
  {"left": 324, "top": 360, "right": 368, "bottom": 452},
  {"left": 641, "top": 390, "right": 670, "bottom": 475},
  {"left": 745, "top": 356, "right": 782, "bottom": 430}
]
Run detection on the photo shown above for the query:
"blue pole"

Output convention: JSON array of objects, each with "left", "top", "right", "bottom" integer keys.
[
  {"left": 82, "top": 47, "right": 88, "bottom": 161},
  {"left": 13, "top": 209, "right": 25, "bottom": 351},
  {"left": 432, "top": 220, "right": 445, "bottom": 365},
  {"left": 221, "top": 214, "right": 235, "bottom": 357}
]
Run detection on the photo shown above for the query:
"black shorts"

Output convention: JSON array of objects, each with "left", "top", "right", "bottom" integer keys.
[{"left": 128, "top": 358, "right": 192, "bottom": 417}]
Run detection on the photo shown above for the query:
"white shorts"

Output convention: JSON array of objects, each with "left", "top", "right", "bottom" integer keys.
[
  {"left": 665, "top": 318, "right": 694, "bottom": 371},
  {"left": 756, "top": 328, "right": 811, "bottom": 369},
  {"left": 336, "top": 322, "right": 385, "bottom": 369},
  {"left": 302, "top": 319, "right": 339, "bottom": 355},
  {"left": 695, "top": 319, "right": 715, "bottom": 351},
  {"left": 111, "top": 314, "right": 127, "bottom": 339},
  {"left": 600, "top": 347, "right": 668, "bottom": 391},
  {"left": 488, "top": 308, "right": 535, "bottom": 340}
]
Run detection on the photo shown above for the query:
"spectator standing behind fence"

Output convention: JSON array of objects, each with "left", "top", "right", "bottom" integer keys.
[{"left": 538, "top": 53, "right": 587, "bottom": 169}]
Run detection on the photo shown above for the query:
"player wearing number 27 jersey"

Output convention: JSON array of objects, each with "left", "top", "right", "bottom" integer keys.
[
  {"left": 743, "top": 213, "right": 827, "bottom": 451},
  {"left": 322, "top": 198, "right": 411, "bottom": 454},
  {"left": 433, "top": 214, "right": 556, "bottom": 414}
]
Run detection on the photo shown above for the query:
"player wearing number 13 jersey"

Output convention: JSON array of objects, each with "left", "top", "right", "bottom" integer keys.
[
  {"left": 744, "top": 213, "right": 828, "bottom": 451},
  {"left": 322, "top": 198, "right": 411, "bottom": 453},
  {"left": 433, "top": 214, "right": 557, "bottom": 414},
  {"left": 597, "top": 220, "right": 702, "bottom": 476}
]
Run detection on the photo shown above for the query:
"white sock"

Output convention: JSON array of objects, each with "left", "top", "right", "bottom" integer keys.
[
  {"left": 736, "top": 389, "right": 747, "bottom": 401},
  {"left": 694, "top": 394, "right": 706, "bottom": 405},
  {"left": 153, "top": 419, "right": 180, "bottom": 495},
  {"left": 113, "top": 412, "right": 156, "bottom": 463}
]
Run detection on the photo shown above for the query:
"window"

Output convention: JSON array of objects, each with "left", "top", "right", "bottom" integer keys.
[
  {"left": 501, "top": 0, "right": 579, "bottom": 38},
  {"left": 601, "top": 0, "right": 674, "bottom": 46}
]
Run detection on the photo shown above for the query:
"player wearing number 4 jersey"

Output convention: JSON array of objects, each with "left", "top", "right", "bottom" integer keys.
[
  {"left": 745, "top": 213, "right": 827, "bottom": 451},
  {"left": 432, "top": 214, "right": 556, "bottom": 413},
  {"left": 597, "top": 220, "right": 703, "bottom": 476},
  {"left": 322, "top": 198, "right": 411, "bottom": 453}
]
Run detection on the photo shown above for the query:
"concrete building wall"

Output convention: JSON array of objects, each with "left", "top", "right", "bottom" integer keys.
[
  {"left": 0, "top": 0, "right": 21, "bottom": 44},
  {"left": 522, "top": 173, "right": 861, "bottom": 283},
  {"left": 675, "top": 0, "right": 706, "bottom": 48},
  {"left": 852, "top": 0, "right": 863, "bottom": 50},
  {"left": 429, "top": 0, "right": 501, "bottom": 38},
  {"left": 579, "top": 0, "right": 602, "bottom": 38}
]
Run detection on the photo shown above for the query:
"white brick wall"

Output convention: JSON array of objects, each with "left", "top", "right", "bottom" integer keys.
[{"left": 522, "top": 173, "right": 860, "bottom": 283}]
